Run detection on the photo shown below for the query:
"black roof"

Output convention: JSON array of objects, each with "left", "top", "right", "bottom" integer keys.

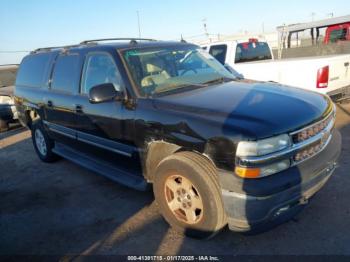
[{"left": 31, "top": 38, "right": 194, "bottom": 54}]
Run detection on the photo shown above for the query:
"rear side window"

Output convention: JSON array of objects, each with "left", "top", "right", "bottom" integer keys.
[
  {"left": 209, "top": 44, "right": 227, "bottom": 65},
  {"left": 16, "top": 53, "right": 52, "bottom": 87},
  {"left": 51, "top": 54, "right": 80, "bottom": 93},
  {"left": 235, "top": 42, "right": 272, "bottom": 63}
]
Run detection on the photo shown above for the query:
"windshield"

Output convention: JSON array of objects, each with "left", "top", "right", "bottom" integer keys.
[
  {"left": 235, "top": 42, "right": 272, "bottom": 63},
  {"left": 122, "top": 45, "right": 235, "bottom": 97}
]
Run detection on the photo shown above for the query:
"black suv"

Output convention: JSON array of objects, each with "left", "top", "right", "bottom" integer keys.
[{"left": 15, "top": 38, "right": 341, "bottom": 238}]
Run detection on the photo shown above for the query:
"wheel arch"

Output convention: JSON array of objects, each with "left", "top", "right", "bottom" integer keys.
[
  {"left": 25, "top": 109, "right": 41, "bottom": 129},
  {"left": 144, "top": 140, "right": 217, "bottom": 182}
]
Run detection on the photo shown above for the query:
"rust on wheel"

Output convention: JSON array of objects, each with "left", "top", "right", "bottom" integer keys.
[{"left": 164, "top": 173, "right": 204, "bottom": 224}]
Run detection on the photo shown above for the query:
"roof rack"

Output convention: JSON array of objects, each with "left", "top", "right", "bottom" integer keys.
[
  {"left": 30, "top": 38, "right": 158, "bottom": 54},
  {"left": 80, "top": 38, "right": 157, "bottom": 45},
  {"left": 30, "top": 44, "right": 81, "bottom": 54}
]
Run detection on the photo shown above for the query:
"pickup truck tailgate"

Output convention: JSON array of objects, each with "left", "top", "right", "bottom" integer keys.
[{"left": 328, "top": 55, "right": 350, "bottom": 94}]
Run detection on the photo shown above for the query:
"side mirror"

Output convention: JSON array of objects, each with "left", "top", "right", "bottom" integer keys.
[{"left": 89, "top": 83, "right": 123, "bottom": 104}]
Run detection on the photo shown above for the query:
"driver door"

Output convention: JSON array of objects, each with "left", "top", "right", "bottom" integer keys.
[{"left": 74, "top": 51, "right": 136, "bottom": 161}]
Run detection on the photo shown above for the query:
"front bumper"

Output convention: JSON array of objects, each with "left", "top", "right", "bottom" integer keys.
[{"left": 218, "top": 129, "right": 341, "bottom": 233}]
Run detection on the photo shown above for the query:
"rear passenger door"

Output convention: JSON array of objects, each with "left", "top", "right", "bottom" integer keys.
[
  {"left": 43, "top": 52, "right": 81, "bottom": 143},
  {"left": 74, "top": 52, "right": 135, "bottom": 159}
]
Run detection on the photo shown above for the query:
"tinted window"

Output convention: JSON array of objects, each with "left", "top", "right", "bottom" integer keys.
[
  {"left": 51, "top": 54, "right": 80, "bottom": 93},
  {"left": 235, "top": 42, "right": 272, "bottom": 63},
  {"left": 16, "top": 53, "right": 51, "bottom": 87},
  {"left": 209, "top": 44, "right": 227, "bottom": 65},
  {"left": 329, "top": 29, "right": 347, "bottom": 43},
  {"left": 81, "top": 53, "right": 123, "bottom": 94}
]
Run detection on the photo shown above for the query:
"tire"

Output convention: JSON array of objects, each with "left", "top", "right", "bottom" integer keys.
[
  {"left": 31, "top": 121, "right": 58, "bottom": 162},
  {"left": 153, "top": 151, "right": 227, "bottom": 239},
  {"left": 0, "top": 119, "right": 9, "bottom": 132}
]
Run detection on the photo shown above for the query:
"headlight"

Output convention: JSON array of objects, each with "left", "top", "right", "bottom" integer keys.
[
  {"left": 0, "top": 95, "right": 14, "bottom": 105},
  {"left": 236, "top": 134, "right": 291, "bottom": 157},
  {"left": 235, "top": 134, "right": 291, "bottom": 178}
]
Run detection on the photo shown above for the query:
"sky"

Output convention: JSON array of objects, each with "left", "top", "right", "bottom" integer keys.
[{"left": 0, "top": 0, "right": 349, "bottom": 64}]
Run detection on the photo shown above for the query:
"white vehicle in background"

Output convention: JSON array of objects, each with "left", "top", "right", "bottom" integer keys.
[{"left": 201, "top": 39, "right": 350, "bottom": 100}]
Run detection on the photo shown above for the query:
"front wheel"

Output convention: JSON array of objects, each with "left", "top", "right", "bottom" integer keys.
[
  {"left": 153, "top": 152, "right": 227, "bottom": 239},
  {"left": 31, "top": 121, "right": 58, "bottom": 162}
]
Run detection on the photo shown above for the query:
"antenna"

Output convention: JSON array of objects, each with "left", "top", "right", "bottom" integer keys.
[{"left": 137, "top": 11, "right": 141, "bottom": 38}]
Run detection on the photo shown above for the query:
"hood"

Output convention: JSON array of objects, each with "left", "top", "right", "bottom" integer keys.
[
  {"left": 153, "top": 81, "right": 331, "bottom": 139},
  {"left": 0, "top": 85, "right": 14, "bottom": 96}
]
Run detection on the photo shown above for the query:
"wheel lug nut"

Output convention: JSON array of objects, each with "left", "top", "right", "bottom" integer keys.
[
  {"left": 183, "top": 203, "right": 187, "bottom": 208},
  {"left": 177, "top": 197, "right": 181, "bottom": 202},
  {"left": 182, "top": 189, "right": 186, "bottom": 194},
  {"left": 187, "top": 195, "right": 191, "bottom": 200},
  {"left": 177, "top": 189, "right": 181, "bottom": 195}
]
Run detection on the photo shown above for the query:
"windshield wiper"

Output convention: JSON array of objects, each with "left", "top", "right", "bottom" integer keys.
[
  {"left": 202, "top": 77, "right": 236, "bottom": 85},
  {"left": 153, "top": 82, "right": 208, "bottom": 95}
]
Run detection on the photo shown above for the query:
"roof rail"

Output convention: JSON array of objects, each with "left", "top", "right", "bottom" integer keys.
[
  {"left": 30, "top": 44, "right": 80, "bottom": 54},
  {"left": 80, "top": 38, "right": 157, "bottom": 45},
  {"left": 30, "top": 38, "right": 158, "bottom": 54}
]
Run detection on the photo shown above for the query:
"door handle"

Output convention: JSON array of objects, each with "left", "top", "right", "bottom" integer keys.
[
  {"left": 75, "top": 104, "right": 83, "bottom": 113},
  {"left": 47, "top": 100, "right": 53, "bottom": 107}
]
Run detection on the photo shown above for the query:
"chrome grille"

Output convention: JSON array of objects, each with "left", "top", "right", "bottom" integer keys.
[
  {"left": 291, "top": 106, "right": 335, "bottom": 164},
  {"left": 292, "top": 111, "right": 334, "bottom": 144}
]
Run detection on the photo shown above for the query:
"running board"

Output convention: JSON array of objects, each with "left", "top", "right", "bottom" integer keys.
[{"left": 52, "top": 143, "right": 148, "bottom": 191}]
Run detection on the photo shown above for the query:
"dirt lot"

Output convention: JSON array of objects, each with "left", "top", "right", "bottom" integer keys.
[{"left": 1, "top": 102, "right": 350, "bottom": 257}]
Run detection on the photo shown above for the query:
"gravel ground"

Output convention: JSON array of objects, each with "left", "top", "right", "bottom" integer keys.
[{"left": 0, "top": 102, "right": 350, "bottom": 257}]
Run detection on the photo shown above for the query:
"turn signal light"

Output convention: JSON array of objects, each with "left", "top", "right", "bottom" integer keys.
[{"left": 235, "top": 166, "right": 261, "bottom": 178}]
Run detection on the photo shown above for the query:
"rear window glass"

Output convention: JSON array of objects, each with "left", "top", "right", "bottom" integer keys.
[
  {"left": 16, "top": 53, "right": 52, "bottom": 87},
  {"left": 329, "top": 29, "right": 347, "bottom": 43},
  {"left": 209, "top": 44, "right": 227, "bottom": 65},
  {"left": 235, "top": 42, "right": 272, "bottom": 63},
  {"left": 51, "top": 54, "right": 80, "bottom": 93}
]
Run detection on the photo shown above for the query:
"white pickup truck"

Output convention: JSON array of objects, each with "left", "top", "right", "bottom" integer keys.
[{"left": 201, "top": 39, "right": 350, "bottom": 99}]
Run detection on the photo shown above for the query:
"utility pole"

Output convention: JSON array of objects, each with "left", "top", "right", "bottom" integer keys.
[
  {"left": 137, "top": 11, "right": 141, "bottom": 38},
  {"left": 202, "top": 18, "right": 209, "bottom": 39},
  {"left": 311, "top": 12, "right": 316, "bottom": 22},
  {"left": 262, "top": 22, "right": 265, "bottom": 34},
  {"left": 327, "top": 12, "right": 334, "bottom": 18}
]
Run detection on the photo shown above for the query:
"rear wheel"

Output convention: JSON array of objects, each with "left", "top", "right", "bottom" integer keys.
[
  {"left": 153, "top": 152, "right": 227, "bottom": 239},
  {"left": 31, "top": 121, "right": 58, "bottom": 162},
  {"left": 0, "top": 119, "right": 9, "bottom": 132}
]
